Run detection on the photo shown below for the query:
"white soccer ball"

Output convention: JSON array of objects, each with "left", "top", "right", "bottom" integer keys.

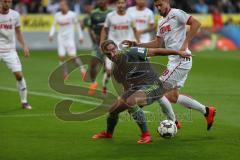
[{"left": 157, "top": 120, "right": 177, "bottom": 138}]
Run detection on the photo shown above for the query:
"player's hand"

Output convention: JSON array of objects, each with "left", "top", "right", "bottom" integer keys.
[
  {"left": 121, "top": 40, "right": 137, "bottom": 47},
  {"left": 177, "top": 51, "right": 191, "bottom": 59},
  {"left": 23, "top": 46, "right": 30, "bottom": 58},
  {"left": 79, "top": 39, "right": 84, "bottom": 44},
  {"left": 49, "top": 36, "right": 53, "bottom": 42}
]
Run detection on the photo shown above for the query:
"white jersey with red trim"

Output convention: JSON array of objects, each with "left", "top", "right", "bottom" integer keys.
[
  {"left": 157, "top": 8, "right": 192, "bottom": 69},
  {"left": 49, "top": 11, "right": 83, "bottom": 41},
  {"left": 127, "top": 6, "right": 155, "bottom": 43},
  {"left": 0, "top": 9, "right": 20, "bottom": 52},
  {"left": 104, "top": 11, "right": 135, "bottom": 46}
]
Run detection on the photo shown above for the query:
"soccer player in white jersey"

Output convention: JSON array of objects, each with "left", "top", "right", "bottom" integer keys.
[
  {"left": 100, "top": 0, "right": 139, "bottom": 95},
  {"left": 49, "top": 0, "right": 86, "bottom": 81},
  {"left": 123, "top": 0, "right": 216, "bottom": 130},
  {"left": 0, "top": 0, "right": 31, "bottom": 109},
  {"left": 127, "top": 0, "right": 155, "bottom": 43}
]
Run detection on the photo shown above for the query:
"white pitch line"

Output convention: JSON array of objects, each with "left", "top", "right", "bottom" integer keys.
[
  {"left": 0, "top": 86, "right": 100, "bottom": 106},
  {"left": 0, "top": 86, "right": 152, "bottom": 118}
]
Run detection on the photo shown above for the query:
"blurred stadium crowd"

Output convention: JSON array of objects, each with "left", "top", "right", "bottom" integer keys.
[{"left": 13, "top": 0, "right": 240, "bottom": 15}]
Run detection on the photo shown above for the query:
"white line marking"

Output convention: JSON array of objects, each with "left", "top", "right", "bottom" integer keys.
[
  {"left": 0, "top": 86, "right": 153, "bottom": 118},
  {"left": 0, "top": 86, "right": 100, "bottom": 106}
]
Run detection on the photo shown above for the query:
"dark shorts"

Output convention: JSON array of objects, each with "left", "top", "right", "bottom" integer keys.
[
  {"left": 121, "top": 80, "right": 164, "bottom": 105},
  {"left": 91, "top": 43, "right": 104, "bottom": 63}
]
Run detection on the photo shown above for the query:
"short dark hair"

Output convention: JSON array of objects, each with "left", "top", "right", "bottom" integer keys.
[{"left": 101, "top": 40, "right": 117, "bottom": 53}]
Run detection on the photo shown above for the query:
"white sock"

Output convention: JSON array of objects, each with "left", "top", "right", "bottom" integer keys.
[
  {"left": 177, "top": 95, "right": 206, "bottom": 115},
  {"left": 17, "top": 78, "right": 27, "bottom": 103},
  {"left": 158, "top": 96, "right": 176, "bottom": 122},
  {"left": 75, "top": 58, "right": 86, "bottom": 72}
]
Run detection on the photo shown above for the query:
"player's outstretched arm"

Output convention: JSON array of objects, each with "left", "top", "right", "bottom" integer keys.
[
  {"left": 15, "top": 26, "right": 30, "bottom": 57},
  {"left": 180, "top": 16, "right": 201, "bottom": 51},
  {"left": 147, "top": 48, "right": 190, "bottom": 58},
  {"left": 121, "top": 36, "right": 163, "bottom": 48}
]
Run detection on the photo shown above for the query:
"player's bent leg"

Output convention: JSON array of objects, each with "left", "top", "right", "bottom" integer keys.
[
  {"left": 102, "top": 70, "right": 111, "bottom": 96},
  {"left": 165, "top": 88, "right": 179, "bottom": 104},
  {"left": 126, "top": 91, "right": 152, "bottom": 144},
  {"left": 14, "top": 72, "right": 31, "bottom": 110},
  {"left": 164, "top": 89, "right": 182, "bottom": 128},
  {"left": 158, "top": 96, "right": 180, "bottom": 128},
  {"left": 90, "top": 57, "right": 101, "bottom": 82},
  {"left": 88, "top": 58, "right": 101, "bottom": 96},
  {"left": 176, "top": 94, "right": 216, "bottom": 130},
  {"left": 92, "top": 99, "right": 127, "bottom": 140},
  {"left": 69, "top": 55, "right": 87, "bottom": 81},
  {"left": 58, "top": 56, "right": 68, "bottom": 80},
  {"left": 102, "top": 57, "right": 112, "bottom": 96},
  {"left": 177, "top": 94, "right": 207, "bottom": 114}
]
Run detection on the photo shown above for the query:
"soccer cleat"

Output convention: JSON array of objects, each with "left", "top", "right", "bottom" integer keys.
[
  {"left": 88, "top": 83, "right": 98, "bottom": 96},
  {"left": 22, "top": 103, "right": 32, "bottom": 110},
  {"left": 92, "top": 131, "right": 112, "bottom": 140},
  {"left": 102, "top": 87, "right": 107, "bottom": 96},
  {"left": 81, "top": 70, "right": 87, "bottom": 82},
  {"left": 175, "top": 120, "right": 181, "bottom": 129},
  {"left": 205, "top": 106, "right": 216, "bottom": 131},
  {"left": 137, "top": 132, "right": 152, "bottom": 144}
]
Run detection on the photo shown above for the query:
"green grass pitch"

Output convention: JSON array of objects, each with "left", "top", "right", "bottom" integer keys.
[{"left": 0, "top": 50, "right": 240, "bottom": 160}]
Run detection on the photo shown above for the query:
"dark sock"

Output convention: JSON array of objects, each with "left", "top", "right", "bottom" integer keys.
[
  {"left": 129, "top": 106, "right": 148, "bottom": 133},
  {"left": 204, "top": 107, "right": 209, "bottom": 117},
  {"left": 106, "top": 113, "right": 119, "bottom": 135}
]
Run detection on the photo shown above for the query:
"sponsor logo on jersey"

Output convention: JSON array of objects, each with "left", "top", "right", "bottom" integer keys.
[
  {"left": 113, "top": 25, "right": 129, "bottom": 30},
  {"left": 136, "top": 19, "right": 146, "bottom": 24},
  {"left": 159, "top": 25, "right": 171, "bottom": 34},
  {"left": 0, "top": 24, "right": 13, "bottom": 29}
]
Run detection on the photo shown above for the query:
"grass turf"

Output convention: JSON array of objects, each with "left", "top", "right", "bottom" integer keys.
[{"left": 0, "top": 50, "right": 240, "bottom": 160}]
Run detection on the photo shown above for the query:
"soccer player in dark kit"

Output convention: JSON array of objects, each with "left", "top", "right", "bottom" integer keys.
[{"left": 92, "top": 40, "right": 190, "bottom": 144}]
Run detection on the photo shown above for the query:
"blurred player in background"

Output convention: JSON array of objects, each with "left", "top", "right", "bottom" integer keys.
[
  {"left": 87, "top": 0, "right": 112, "bottom": 96},
  {"left": 92, "top": 40, "right": 189, "bottom": 144},
  {"left": 123, "top": 0, "right": 216, "bottom": 130},
  {"left": 0, "top": 0, "right": 31, "bottom": 109},
  {"left": 127, "top": 0, "right": 155, "bottom": 43},
  {"left": 99, "top": 0, "right": 140, "bottom": 95},
  {"left": 49, "top": 0, "right": 86, "bottom": 81}
]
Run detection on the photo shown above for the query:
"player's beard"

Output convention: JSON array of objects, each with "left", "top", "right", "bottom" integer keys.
[
  {"left": 118, "top": 7, "right": 125, "bottom": 14},
  {"left": 1, "top": 4, "right": 11, "bottom": 13},
  {"left": 159, "top": 7, "right": 169, "bottom": 17}
]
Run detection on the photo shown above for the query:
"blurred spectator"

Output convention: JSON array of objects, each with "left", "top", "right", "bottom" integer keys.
[
  {"left": 194, "top": 0, "right": 208, "bottom": 13},
  {"left": 212, "top": 7, "right": 223, "bottom": 32},
  {"left": 47, "top": 1, "right": 59, "bottom": 14},
  {"left": 41, "top": 0, "right": 49, "bottom": 13},
  {"left": 28, "top": 0, "right": 41, "bottom": 13},
  {"left": 74, "top": 0, "right": 81, "bottom": 15},
  {"left": 126, "top": 0, "right": 135, "bottom": 8},
  {"left": 146, "top": 0, "right": 154, "bottom": 11},
  {"left": 14, "top": 2, "right": 28, "bottom": 14},
  {"left": 11, "top": 0, "right": 240, "bottom": 14}
]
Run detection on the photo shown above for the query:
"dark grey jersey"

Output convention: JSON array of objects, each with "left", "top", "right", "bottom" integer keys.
[{"left": 113, "top": 47, "right": 160, "bottom": 89}]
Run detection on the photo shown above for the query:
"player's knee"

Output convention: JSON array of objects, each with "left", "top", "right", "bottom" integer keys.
[
  {"left": 166, "top": 94, "right": 178, "bottom": 103},
  {"left": 126, "top": 98, "right": 136, "bottom": 107},
  {"left": 106, "top": 70, "right": 111, "bottom": 76},
  {"left": 14, "top": 72, "right": 23, "bottom": 81},
  {"left": 108, "top": 112, "right": 119, "bottom": 118}
]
